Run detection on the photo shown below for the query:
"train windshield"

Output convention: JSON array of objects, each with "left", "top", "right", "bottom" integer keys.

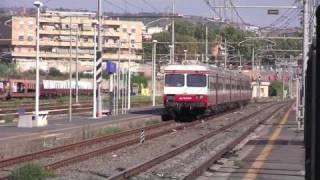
[
  {"left": 165, "top": 74, "right": 184, "bottom": 87},
  {"left": 187, "top": 74, "right": 207, "bottom": 87}
]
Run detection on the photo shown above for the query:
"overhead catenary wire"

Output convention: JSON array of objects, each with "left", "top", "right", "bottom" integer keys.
[
  {"left": 103, "top": 0, "right": 127, "bottom": 12},
  {"left": 141, "top": 0, "right": 160, "bottom": 12}
]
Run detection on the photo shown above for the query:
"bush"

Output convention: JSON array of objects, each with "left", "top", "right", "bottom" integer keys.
[
  {"left": 9, "top": 163, "right": 54, "bottom": 180},
  {"left": 269, "top": 81, "right": 288, "bottom": 97},
  {"left": 0, "top": 63, "right": 16, "bottom": 77},
  {"left": 48, "top": 67, "right": 63, "bottom": 77},
  {"left": 132, "top": 74, "right": 148, "bottom": 90}
]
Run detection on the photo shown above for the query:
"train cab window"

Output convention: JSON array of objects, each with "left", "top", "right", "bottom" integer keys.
[
  {"left": 165, "top": 74, "right": 184, "bottom": 87},
  {"left": 187, "top": 74, "right": 206, "bottom": 87}
]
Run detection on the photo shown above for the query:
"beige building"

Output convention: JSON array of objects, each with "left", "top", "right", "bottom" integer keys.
[{"left": 11, "top": 11, "right": 144, "bottom": 72}]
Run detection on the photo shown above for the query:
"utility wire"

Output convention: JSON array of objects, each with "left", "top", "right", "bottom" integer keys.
[
  {"left": 122, "top": 0, "right": 144, "bottom": 12},
  {"left": 141, "top": 0, "right": 159, "bottom": 12},
  {"left": 203, "top": 0, "right": 221, "bottom": 18},
  {"left": 104, "top": 0, "right": 126, "bottom": 12}
]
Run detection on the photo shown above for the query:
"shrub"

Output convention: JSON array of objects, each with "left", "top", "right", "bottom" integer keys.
[
  {"left": 48, "top": 67, "right": 63, "bottom": 77},
  {"left": 98, "top": 126, "right": 122, "bottom": 135},
  {"left": 9, "top": 163, "right": 54, "bottom": 180},
  {"left": 0, "top": 63, "right": 16, "bottom": 77}
]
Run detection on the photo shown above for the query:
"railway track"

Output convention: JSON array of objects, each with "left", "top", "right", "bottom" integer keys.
[
  {"left": 182, "top": 102, "right": 292, "bottom": 180},
  {"left": 0, "top": 103, "right": 258, "bottom": 179},
  {"left": 0, "top": 102, "right": 283, "bottom": 180},
  {"left": 107, "top": 102, "right": 289, "bottom": 180},
  {"left": 0, "top": 101, "right": 161, "bottom": 120}
]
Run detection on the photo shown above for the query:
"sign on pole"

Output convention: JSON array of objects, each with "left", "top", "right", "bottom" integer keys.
[{"left": 267, "top": 9, "right": 279, "bottom": 15}]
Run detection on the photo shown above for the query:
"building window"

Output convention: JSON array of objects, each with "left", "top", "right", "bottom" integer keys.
[
  {"left": 131, "top": 28, "right": 136, "bottom": 33},
  {"left": 27, "top": 36, "right": 33, "bottom": 41},
  {"left": 19, "top": 21, "right": 24, "bottom": 29},
  {"left": 131, "top": 39, "right": 135, "bottom": 44},
  {"left": 18, "top": 35, "right": 24, "bottom": 41},
  {"left": 122, "top": 28, "right": 127, "bottom": 33}
]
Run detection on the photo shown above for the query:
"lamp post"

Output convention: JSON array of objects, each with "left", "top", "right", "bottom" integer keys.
[
  {"left": 152, "top": 40, "right": 157, "bottom": 106},
  {"left": 127, "top": 32, "right": 132, "bottom": 110},
  {"left": 75, "top": 26, "right": 79, "bottom": 104},
  {"left": 33, "top": 0, "right": 42, "bottom": 123}
]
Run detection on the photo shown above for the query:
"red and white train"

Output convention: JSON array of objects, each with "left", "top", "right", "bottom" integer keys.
[{"left": 162, "top": 64, "right": 252, "bottom": 120}]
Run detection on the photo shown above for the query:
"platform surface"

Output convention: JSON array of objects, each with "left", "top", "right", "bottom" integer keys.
[
  {"left": 202, "top": 107, "right": 305, "bottom": 180},
  {"left": 0, "top": 105, "right": 162, "bottom": 142}
]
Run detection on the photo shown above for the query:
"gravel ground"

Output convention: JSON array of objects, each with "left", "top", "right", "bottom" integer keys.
[
  {"left": 49, "top": 103, "right": 274, "bottom": 180},
  {"left": 0, "top": 113, "right": 161, "bottom": 160},
  {"left": 0, "top": 119, "right": 173, "bottom": 177},
  {"left": 134, "top": 103, "right": 286, "bottom": 180}
]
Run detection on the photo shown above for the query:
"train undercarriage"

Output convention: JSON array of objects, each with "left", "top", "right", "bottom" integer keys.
[{"left": 161, "top": 101, "right": 249, "bottom": 121}]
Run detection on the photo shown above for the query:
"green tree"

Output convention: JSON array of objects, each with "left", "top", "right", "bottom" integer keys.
[
  {"left": 48, "top": 67, "right": 63, "bottom": 77},
  {"left": 269, "top": 81, "right": 288, "bottom": 97},
  {"left": 0, "top": 63, "right": 16, "bottom": 77}
]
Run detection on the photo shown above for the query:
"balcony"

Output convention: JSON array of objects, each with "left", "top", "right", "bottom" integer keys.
[{"left": 12, "top": 52, "right": 142, "bottom": 61}]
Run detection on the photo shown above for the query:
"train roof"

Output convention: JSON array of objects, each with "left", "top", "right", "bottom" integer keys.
[{"left": 164, "top": 64, "right": 250, "bottom": 80}]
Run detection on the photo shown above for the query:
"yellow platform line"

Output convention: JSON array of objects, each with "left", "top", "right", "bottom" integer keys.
[{"left": 242, "top": 104, "right": 293, "bottom": 180}]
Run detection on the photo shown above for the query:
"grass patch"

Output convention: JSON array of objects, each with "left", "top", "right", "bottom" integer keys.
[
  {"left": 98, "top": 126, "right": 123, "bottom": 135},
  {"left": 234, "top": 160, "right": 247, "bottom": 168},
  {"left": 144, "top": 119, "right": 160, "bottom": 126},
  {"left": 8, "top": 163, "right": 54, "bottom": 180}
]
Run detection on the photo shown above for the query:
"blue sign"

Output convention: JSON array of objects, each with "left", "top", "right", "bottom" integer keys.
[{"left": 106, "top": 61, "right": 116, "bottom": 74}]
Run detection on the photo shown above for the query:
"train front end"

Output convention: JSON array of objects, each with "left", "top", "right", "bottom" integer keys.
[{"left": 162, "top": 65, "right": 209, "bottom": 120}]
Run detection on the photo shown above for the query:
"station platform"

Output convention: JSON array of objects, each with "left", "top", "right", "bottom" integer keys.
[
  {"left": 205, "top": 106, "right": 305, "bottom": 180},
  {"left": 0, "top": 106, "right": 162, "bottom": 143}
]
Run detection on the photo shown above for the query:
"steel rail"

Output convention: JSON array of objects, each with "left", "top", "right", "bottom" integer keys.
[
  {"left": 107, "top": 102, "right": 285, "bottom": 180},
  {"left": 0, "top": 121, "right": 174, "bottom": 169},
  {"left": 43, "top": 104, "right": 254, "bottom": 170},
  {"left": 182, "top": 102, "right": 292, "bottom": 180}
]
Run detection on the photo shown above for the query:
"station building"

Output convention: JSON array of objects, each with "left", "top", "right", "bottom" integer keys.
[{"left": 10, "top": 11, "right": 144, "bottom": 73}]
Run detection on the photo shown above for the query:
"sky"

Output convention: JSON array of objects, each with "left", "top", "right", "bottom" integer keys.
[{"left": 0, "top": 0, "right": 301, "bottom": 28}]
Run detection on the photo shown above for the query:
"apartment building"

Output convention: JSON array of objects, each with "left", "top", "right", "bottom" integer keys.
[{"left": 11, "top": 11, "right": 144, "bottom": 72}]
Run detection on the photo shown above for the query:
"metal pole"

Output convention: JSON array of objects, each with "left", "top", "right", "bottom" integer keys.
[
  {"left": 301, "top": 0, "right": 310, "bottom": 124},
  {"left": 128, "top": 33, "right": 132, "bottom": 110},
  {"left": 252, "top": 47, "right": 255, "bottom": 71},
  {"left": 282, "top": 69, "right": 285, "bottom": 100},
  {"left": 69, "top": 16, "right": 73, "bottom": 122},
  {"left": 113, "top": 74, "right": 116, "bottom": 115},
  {"left": 224, "top": 39, "right": 227, "bottom": 69},
  {"left": 97, "top": 0, "right": 103, "bottom": 117},
  {"left": 34, "top": 1, "right": 41, "bottom": 123},
  {"left": 171, "top": 0, "right": 175, "bottom": 64},
  {"left": 152, "top": 40, "right": 157, "bottom": 106},
  {"left": 117, "top": 41, "right": 121, "bottom": 115},
  {"left": 205, "top": 26, "right": 208, "bottom": 63},
  {"left": 124, "top": 69, "right": 127, "bottom": 113},
  {"left": 239, "top": 51, "right": 242, "bottom": 69},
  {"left": 93, "top": 22, "right": 97, "bottom": 118},
  {"left": 121, "top": 70, "right": 124, "bottom": 114},
  {"left": 75, "top": 27, "right": 79, "bottom": 104}
]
